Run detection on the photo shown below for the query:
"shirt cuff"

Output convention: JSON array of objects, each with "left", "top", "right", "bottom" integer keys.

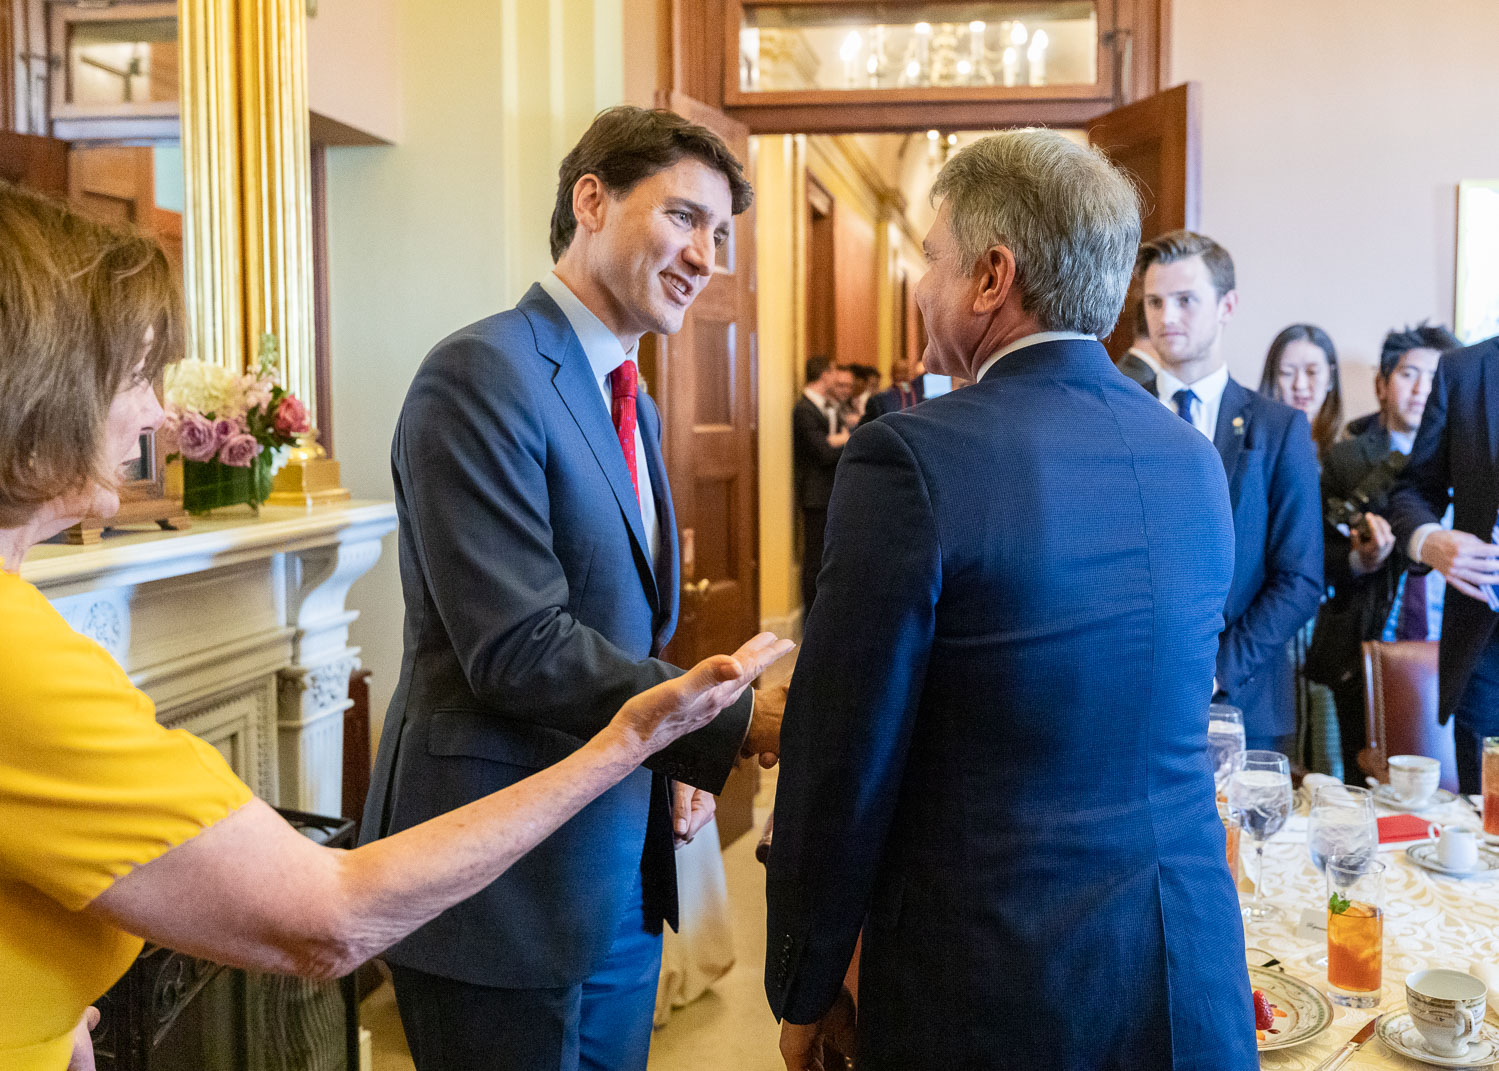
[
  {"left": 1349, "top": 547, "right": 1371, "bottom": 578},
  {"left": 1409, "top": 523, "right": 1443, "bottom": 567}
]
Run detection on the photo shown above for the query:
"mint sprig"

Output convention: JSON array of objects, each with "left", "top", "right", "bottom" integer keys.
[{"left": 1328, "top": 891, "right": 1351, "bottom": 915}]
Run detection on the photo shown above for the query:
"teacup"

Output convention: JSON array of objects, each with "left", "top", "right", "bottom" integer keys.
[
  {"left": 1406, "top": 969, "right": 1487, "bottom": 1057},
  {"left": 1427, "top": 824, "right": 1481, "bottom": 872},
  {"left": 1389, "top": 755, "right": 1442, "bottom": 807}
]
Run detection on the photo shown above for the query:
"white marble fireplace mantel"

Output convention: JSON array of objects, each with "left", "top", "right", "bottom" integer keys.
[{"left": 22, "top": 501, "right": 397, "bottom": 817}]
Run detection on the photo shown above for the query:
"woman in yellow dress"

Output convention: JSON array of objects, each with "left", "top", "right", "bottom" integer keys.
[{"left": 0, "top": 181, "right": 790, "bottom": 1071}]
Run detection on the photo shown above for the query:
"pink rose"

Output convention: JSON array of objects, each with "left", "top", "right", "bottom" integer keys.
[
  {"left": 212, "top": 418, "right": 237, "bottom": 448},
  {"left": 273, "top": 395, "right": 310, "bottom": 438},
  {"left": 176, "top": 411, "right": 220, "bottom": 463},
  {"left": 218, "top": 433, "right": 263, "bottom": 468}
]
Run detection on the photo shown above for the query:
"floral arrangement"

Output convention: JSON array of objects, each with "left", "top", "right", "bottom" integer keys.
[{"left": 164, "top": 335, "right": 310, "bottom": 469}]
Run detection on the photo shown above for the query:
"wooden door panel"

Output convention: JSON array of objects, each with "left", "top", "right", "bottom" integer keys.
[
  {"left": 1087, "top": 82, "right": 1201, "bottom": 358},
  {"left": 654, "top": 90, "right": 761, "bottom": 846}
]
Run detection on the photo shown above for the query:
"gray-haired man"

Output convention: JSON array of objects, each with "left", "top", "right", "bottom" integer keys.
[{"left": 766, "top": 129, "right": 1256, "bottom": 1070}]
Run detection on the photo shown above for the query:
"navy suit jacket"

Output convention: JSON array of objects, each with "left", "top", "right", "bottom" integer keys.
[
  {"left": 361, "top": 285, "right": 752, "bottom": 989},
  {"left": 1388, "top": 336, "right": 1499, "bottom": 723},
  {"left": 766, "top": 340, "right": 1256, "bottom": 1070},
  {"left": 1209, "top": 379, "right": 1324, "bottom": 739}
]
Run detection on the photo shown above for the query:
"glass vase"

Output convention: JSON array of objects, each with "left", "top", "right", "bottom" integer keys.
[{"left": 181, "top": 452, "right": 274, "bottom": 514}]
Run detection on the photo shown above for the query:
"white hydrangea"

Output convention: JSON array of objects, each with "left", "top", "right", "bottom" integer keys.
[{"left": 165, "top": 359, "right": 243, "bottom": 416}]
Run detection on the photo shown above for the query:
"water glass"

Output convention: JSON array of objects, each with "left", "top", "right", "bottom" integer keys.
[
  {"left": 1326, "top": 859, "right": 1385, "bottom": 1008},
  {"left": 1308, "top": 785, "right": 1377, "bottom": 875},
  {"left": 1228, "top": 750, "right": 1293, "bottom": 922},
  {"left": 1207, "top": 703, "right": 1246, "bottom": 794}
]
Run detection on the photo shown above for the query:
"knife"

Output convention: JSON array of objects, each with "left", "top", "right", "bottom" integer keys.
[{"left": 1312, "top": 1015, "right": 1379, "bottom": 1071}]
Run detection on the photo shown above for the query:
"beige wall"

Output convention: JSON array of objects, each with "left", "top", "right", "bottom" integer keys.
[
  {"left": 325, "top": 0, "right": 633, "bottom": 741},
  {"left": 1173, "top": 0, "right": 1499, "bottom": 420},
  {"left": 306, "top": 0, "right": 402, "bottom": 143}
]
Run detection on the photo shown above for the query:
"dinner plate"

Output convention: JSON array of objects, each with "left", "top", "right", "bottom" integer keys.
[
  {"left": 1374, "top": 785, "right": 1460, "bottom": 813},
  {"left": 1251, "top": 965, "right": 1333, "bottom": 1050},
  {"left": 1406, "top": 841, "right": 1499, "bottom": 878},
  {"left": 1377, "top": 1009, "right": 1499, "bottom": 1067}
]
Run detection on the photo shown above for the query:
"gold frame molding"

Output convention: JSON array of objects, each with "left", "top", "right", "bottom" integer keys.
[{"left": 180, "top": 0, "right": 318, "bottom": 427}]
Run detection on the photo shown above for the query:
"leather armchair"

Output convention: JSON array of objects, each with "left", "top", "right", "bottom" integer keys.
[{"left": 1359, "top": 640, "right": 1459, "bottom": 792}]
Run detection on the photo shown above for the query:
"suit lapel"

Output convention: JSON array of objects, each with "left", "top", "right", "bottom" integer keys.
[
  {"left": 522, "top": 286, "right": 661, "bottom": 614},
  {"left": 1214, "top": 378, "right": 1253, "bottom": 506},
  {"left": 1482, "top": 346, "right": 1499, "bottom": 464}
]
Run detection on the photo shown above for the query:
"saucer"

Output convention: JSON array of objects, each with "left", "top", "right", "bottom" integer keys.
[
  {"left": 1375, "top": 785, "right": 1459, "bottom": 813},
  {"left": 1377, "top": 1010, "right": 1499, "bottom": 1067},
  {"left": 1407, "top": 842, "right": 1499, "bottom": 878}
]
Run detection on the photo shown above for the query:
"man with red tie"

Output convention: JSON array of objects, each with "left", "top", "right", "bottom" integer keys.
[{"left": 363, "top": 106, "right": 782, "bottom": 1071}]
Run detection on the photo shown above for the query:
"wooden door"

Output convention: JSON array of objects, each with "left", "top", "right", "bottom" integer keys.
[
  {"left": 651, "top": 90, "right": 761, "bottom": 846},
  {"left": 1088, "top": 81, "right": 1201, "bottom": 358},
  {"left": 0, "top": 130, "right": 68, "bottom": 191}
]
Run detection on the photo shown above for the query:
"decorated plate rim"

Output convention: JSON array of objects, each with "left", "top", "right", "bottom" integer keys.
[{"left": 1250, "top": 965, "right": 1334, "bottom": 1051}]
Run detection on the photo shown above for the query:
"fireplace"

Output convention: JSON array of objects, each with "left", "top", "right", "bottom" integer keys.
[{"left": 92, "top": 811, "right": 359, "bottom": 1071}]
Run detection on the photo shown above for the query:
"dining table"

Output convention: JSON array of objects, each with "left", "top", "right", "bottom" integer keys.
[{"left": 1241, "top": 790, "right": 1499, "bottom": 1069}]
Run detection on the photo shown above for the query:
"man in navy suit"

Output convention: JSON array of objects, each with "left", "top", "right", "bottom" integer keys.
[
  {"left": 1136, "top": 231, "right": 1323, "bottom": 752},
  {"left": 767, "top": 130, "right": 1256, "bottom": 1071},
  {"left": 1388, "top": 333, "right": 1499, "bottom": 792},
  {"left": 362, "top": 107, "right": 783, "bottom": 1071}
]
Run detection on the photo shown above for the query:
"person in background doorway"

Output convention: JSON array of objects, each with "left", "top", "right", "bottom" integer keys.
[
  {"left": 1309, "top": 323, "right": 1455, "bottom": 782},
  {"left": 845, "top": 364, "right": 879, "bottom": 424},
  {"left": 1138, "top": 231, "right": 1323, "bottom": 754},
  {"left": 793, "top": 356, "right": 850, "bottom": 616},
  {"left": 860, "top": 356, "right": 926, "bottom": 425}
]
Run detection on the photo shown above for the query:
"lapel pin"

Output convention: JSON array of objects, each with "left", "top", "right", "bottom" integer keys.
[{"left": 1233, "top": 416, "right": 1245, "bottom": 436}]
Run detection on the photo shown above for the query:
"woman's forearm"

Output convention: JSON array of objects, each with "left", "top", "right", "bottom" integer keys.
[
  {"left": 89, "top": 724, "right": 652, "bottom": 980},
  {"left": 320, "top": 724, "right": 649, "bottom": 973}
]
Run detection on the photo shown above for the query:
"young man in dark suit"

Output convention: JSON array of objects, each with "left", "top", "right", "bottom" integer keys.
[
  {"left": 769, "top": 131, "right": 1256, "bottom": 1071},
  {"left": 1389, "top": 331, "right": 1499, "bottom": 792},
  {"left": 792, "top": 355, "right": 850, "bottom": 615},
  {"left": 362, "top": 106, "right": 784, "bottom": 1071},
  {"left": 1137, "top": 231, "right": 1323, "bottom": 753},
  {"left": 1312, "top": 326, "right": 1453, "bottom": 780}
]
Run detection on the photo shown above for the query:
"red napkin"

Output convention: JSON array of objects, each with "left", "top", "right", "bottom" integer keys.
[{"left": 1377, "top": 814, "right": 1429, "bottom": 844}]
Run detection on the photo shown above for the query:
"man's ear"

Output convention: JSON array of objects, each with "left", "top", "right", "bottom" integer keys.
[
  {"left": 1217, "top": 288, "right": 1239, "bottom": 326},
  {"left": 972, "top": 245, "right": 1018, "bottom": 315},
  {"left": 571, "top": 174, "right": 608, "bottom": 237}
]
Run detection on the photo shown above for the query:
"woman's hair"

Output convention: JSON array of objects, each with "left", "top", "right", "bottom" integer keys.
[
  {"left": 0, "top": 181, "right": 181, "bottom": 527},
  {"left": 1258, "top": 323, "right": 1341, "bottom": 459}
]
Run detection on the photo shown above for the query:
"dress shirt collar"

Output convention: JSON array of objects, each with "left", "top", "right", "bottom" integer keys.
[
  {"left": 539, "top": 272, "right": 638, "bottom": 386},
  {"left": 1154, "top": 362, "right": 1230, "bottom": 440},
  {"left": 803, "top": 386, "right": 833, "bottom": 410},
  {"left": 1388, "top": 427, "right": 1416, "bottom": 455},
  {"left": 973, "top": 330, "right": 1097, "bottom": 383}
]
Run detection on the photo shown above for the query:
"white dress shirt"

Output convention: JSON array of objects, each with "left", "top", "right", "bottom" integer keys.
[
  {"left": 1154, "top": 363, "right": 1230, "bottom": 442},
  {"left": 540, "top": 273, "right": 660, "bottom": 566},
  {"left": 802, "top": 386, "right": 840, "bottom": 434},
  {"left": 972, "top": 330, "right": 1097, "bottom": 383}
]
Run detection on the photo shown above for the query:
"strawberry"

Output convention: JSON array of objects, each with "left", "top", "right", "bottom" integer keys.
[{"left": 1253, "top": 989, "right": 1275, "bottom": 1031}]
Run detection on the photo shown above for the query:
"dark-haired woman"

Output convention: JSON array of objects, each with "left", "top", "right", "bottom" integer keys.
[
  {"left": 1259, "top": 324, "right": 1343, "bottom": 774},
  {"left": 0, "top": 180, "right": 790, "bottom": 1070}
]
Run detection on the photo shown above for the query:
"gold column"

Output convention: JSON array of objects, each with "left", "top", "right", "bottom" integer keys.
[
  {"left": 179, "top": 0, "right": 243, "bottom": 372},
  {"left": 238, "top": 0, "right": 317, "bottom": 419}
]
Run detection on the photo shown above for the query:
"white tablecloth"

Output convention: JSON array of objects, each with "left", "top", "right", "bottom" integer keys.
[{"left": 1244, "top": 795, "right": 1499, "bottom": 1069}]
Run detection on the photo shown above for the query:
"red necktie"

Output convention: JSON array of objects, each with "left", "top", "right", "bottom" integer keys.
[{"left": 611, "top": 359, "right": 639, "bottom": 498}]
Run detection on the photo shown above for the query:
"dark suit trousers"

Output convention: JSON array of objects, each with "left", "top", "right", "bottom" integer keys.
[
  {"left": 390, "top": 872, "right": 663, "bottom": 1071},
  {"left": 801, "top": 506, "right": 828, "bottom": 617},
  {"left": 1453, "top": 633, "right": 1499, "bottom": 795}
]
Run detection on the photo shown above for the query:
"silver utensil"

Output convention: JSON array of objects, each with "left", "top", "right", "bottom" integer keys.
[{"left": 1311, "top": 1014, "right": 1379, "bottom": 1071}]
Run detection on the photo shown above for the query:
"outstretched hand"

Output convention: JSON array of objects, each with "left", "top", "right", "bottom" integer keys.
[
  {"left": 1422, "top": 529, "right": 1499, "bottom": 604},
  {"left": 612, "top": 633, "right": 795, "bottom": 758}
]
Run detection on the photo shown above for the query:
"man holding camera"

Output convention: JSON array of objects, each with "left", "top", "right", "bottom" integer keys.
[{"left": 1311, "top": 325, "right": 1455, "bottom": 781}]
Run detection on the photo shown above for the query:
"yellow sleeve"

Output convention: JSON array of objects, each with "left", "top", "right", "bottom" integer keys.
[{"left": 0, "top": 576, "right": 254, "bottom": 911}]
